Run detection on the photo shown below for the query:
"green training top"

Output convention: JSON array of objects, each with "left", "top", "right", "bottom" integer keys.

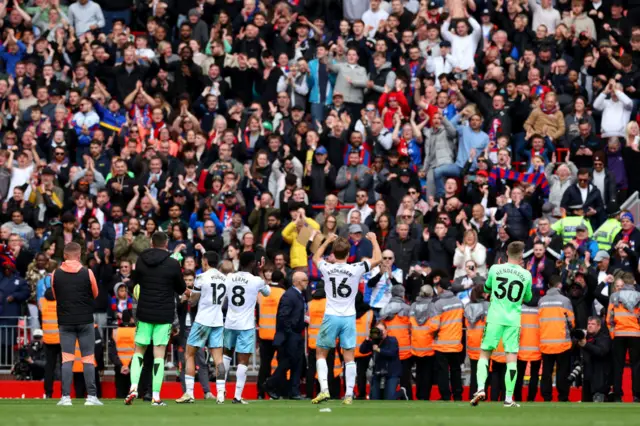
[{"left": 484, "top": 263, "right": 533, "bottom": 326}]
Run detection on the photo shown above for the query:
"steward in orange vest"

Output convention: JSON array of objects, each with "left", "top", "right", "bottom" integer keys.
[
  {"left": 464, "top": 287, "right": 489, "bottom": 399},
  {"left": 607, "top": 281, "right": 640, "bottom": 401},
  {"left": 305, "top": 285, "right": 340, "bottom": 398},
  {"left": 427, "top": 281, "right": 464, "bottom": 401},
  {"left": 515, "top": 303, "right": 541, "bottom": 402},
  {"left": 257, "top": 282, "right": 285, "bottom": 399},
  {"left": 39, "top": 288, "right": 61, "bottom": 399},
  {"left": 108, "top": 310, "right": 136, "bottom": 398},
  {"left": 538, "top": 280, "right": 574, "bottom": 402},
  {"left": 354, "top": 292, "right": 373, "bottom": 399},
  {"left": 381, "top": 285, "right": 413, "bottom": 400},
  {"left": 409, "top": 287, "right": 435, "bottom": 400}
]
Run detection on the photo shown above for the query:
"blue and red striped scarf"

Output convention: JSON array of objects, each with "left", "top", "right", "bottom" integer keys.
[
  {"left": 488, "top": 167, "right": 549, "bottom": 196},
  {"left": 347, "top": 238, "right": 359, "bottom": 263}
]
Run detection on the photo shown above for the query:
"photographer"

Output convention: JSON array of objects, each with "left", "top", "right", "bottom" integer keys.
[
  {"left": 13, "top": 329, "right": 46, "bottom": 381},
  {"left": 359, "top": 322, "right": 403, "bottom": 400},
  {"left": 576, "top": 316, "right": 611, "bottom": 402}
]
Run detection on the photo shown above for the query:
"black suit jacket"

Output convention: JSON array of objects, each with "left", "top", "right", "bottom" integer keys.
[{"left": 273, "top": 286, "right": 305, "bottom": 347}]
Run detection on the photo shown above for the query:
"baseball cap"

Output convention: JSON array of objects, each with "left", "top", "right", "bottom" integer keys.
[
  {"left": 593, "top": 250, "right": 610, "bottom": 262},
  {"left": 439, "top": 40, "right": 451, "bottom": 48},
  {"left": 291, "top": 105, "right": 304, "bottom": 111},
  {"left": 33, "top": 329, "right": 44, "bottom": 338},
  {"left": 481, "top": 8, "right": 490, "bottom": 15},
  {"left": 569, "top": 204, "right": 584, "bottom": 211},
  {"left": 476, "top": 170, "right": 489, "bottom": 178},
  {"left": 348, "top": 224, "right": 363, "bottom": 234},
  {"left": 599, "top": 39, "right": 611, "bottom": 47},
  {"left": 593, "top": 151, "right": 605, "bottom": 163},
  {"left": 173, "top": 189, "right": 186, "bottom": 197},
  {"left": 428, "top": 1, "right": 437, "bottom": 8},
  {"left": 576, "top": 224, "right": 588, "bottom": 232},
  {"left": 333, "top": 91, "right": 343, "bottom": 98},
  {"left": 399, "top": 168, "right": 410, "bottom": 177},
  {"left": 315, "top": 146, "right": 328, "bottom": 155}
]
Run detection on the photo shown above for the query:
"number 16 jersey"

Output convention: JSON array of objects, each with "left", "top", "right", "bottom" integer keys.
[
  {"left": 317, "top": 260, "right": 371, "bottom": 317},
  {"left": 484, "top": 263, "right": 533, "bottom": 326}
]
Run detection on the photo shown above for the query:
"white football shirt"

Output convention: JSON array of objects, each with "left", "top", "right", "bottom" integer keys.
[
  {"left": 193, "top": 268, "right": 228, "bottom": 327},
  {"left": 224, "top": 271, "right": 270, "bottom": 330},
  {"left": 317, "top": 260, "right": 371, "bottom": 316}
]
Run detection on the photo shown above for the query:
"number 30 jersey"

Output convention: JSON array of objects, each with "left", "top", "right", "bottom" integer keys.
[
  {"left": 484, "top": 263, "right": 533, "bottom": 326},
  {"left": 193, "top": 268, "right": 228, "bottom": 327},
  {"left": 318, "top": 260, "right": 371, "bottom": 317},
  {"left": 224, "top": 271, "right": 271, "bottom": 331}
]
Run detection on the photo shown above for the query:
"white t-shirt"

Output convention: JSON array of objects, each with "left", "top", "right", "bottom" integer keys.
[
  {"left": 318, "top": 260, "right": 371, "bottom": 316},
  {"left": 224, "top": 271, "right": 270, "bottom": 330},
  {"left": 193, "top": 268, "right": 228, "bottom": 327}
]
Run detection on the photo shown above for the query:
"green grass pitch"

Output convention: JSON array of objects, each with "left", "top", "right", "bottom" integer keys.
[{"left": 2, "top": 400, "right": 639, "bottom": 426}]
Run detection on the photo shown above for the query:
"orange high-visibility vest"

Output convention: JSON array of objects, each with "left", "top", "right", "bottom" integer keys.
[
  {"left": 114, "top": 327, "right": 136, "bottom": 367},
  {"left": 538, "top": 290, "right": 574, "bottom": 354},
  {"left": 258, "top": 287, "right": 285, "bottom": 340},
  {"left": 491, "top": 339, "right": 506, "bottom": 367},
  {"left": 465, "top": 316, "right": 485, "bottom": 361},
  {"left": 384, "top": 315, "right": 411, "bottom": 360},
  {"left": 427, "top": 293, "right": 464, "bottom": 352},
  {"left": 518, "top": 306, "right": 541, "bottom": 362},
  {"left": 607, "top": 288, "right": 640, "bottom": 338},
  {"left": 410, "top": 316, "right": 434, "bottom": 357},
  {"left": 72, "top": 341, "right": 97, "bottom": 373},
  {"left": 39, "top": 297, "right": 59, "bottom": 345},
  {"left": 308, "top": 298, "right": 326, "bottom": 350},
  {"left": 354, "top": 311, "right": 374, "bottom": 358}
]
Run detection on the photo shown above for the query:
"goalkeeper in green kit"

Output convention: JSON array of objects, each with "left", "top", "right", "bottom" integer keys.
[{"left": 471, "top": 241, "right": 532, "bottom": 408}]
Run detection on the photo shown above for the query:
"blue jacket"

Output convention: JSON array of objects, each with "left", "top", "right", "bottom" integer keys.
[
  {"left": 451, "top": 114, "right": 490, "bottom": 169},
  {"left": 0, "top": 41, "right": 26, "bottom": 77},
  {"left": 307, "top": 59, "right": 336, "bottom": 105},
  {"left": 359, "top": 335, "right": 402, "bottom": 378},
  {"left": 93, "top": 102, "right": 127, "bottom": 134},
  {"left": 36, "top": 274, "right": 52, "bottom": 303},
  {"left": 0, "top": 273, "right": 30, "bottom": 325}
]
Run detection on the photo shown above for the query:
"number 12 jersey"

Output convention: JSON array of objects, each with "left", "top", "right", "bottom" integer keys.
[
  {"left": 484, "top": 263, "right": 533, "bottom": 326},
  {"left": 317, "top": 260, "right": 371, "bottom": 317},
  {"left": 193, "top": 268, "right": 228, "bottom": 327}
]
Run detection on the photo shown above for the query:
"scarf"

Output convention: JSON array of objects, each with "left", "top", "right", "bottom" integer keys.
[
  {"left": 528, "top": 255, "right": 546, "bottom": 289},
  {"left": 540, "top": 102, "right": 558, "bottom": 115},
  {"left": 347, "top": 238, "right": 359, "bottom": 263},
  {"left": 488, "top": 167, "right": 550, "bottom": 195}
]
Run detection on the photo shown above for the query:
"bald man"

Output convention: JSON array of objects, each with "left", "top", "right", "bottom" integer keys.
[{"left": 265, "top": 272, "right": 309, "bottom": 399}]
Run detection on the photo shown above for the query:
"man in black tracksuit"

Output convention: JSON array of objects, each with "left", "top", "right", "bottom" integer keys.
[{"left": 125, "top": 232, "right": 188, "bottom": 406}]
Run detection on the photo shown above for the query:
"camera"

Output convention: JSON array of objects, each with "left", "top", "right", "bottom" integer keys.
[
  {"left": 571, "top": 329, "right": 587, "bottom": 340},
  {"left": 12, "top": 345, "right": 32, "bottom": 380},
  {"left": 370, "top": 327, "right": 382, "bottom": 345},
  {"left": 568, "top": 361, "right": 583, "bottom": 383},
  {"left": 454, "top": 72, "right": 468, "bottom": 81}
]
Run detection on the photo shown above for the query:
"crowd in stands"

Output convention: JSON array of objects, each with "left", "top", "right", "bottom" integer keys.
[{"left": 1, "top": 0, "right": 640, "bottom": 402}]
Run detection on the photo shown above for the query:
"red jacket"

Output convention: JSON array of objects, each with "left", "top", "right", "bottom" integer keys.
[{"left": 378, "top": 91, "right": 410, "bottom": 129}]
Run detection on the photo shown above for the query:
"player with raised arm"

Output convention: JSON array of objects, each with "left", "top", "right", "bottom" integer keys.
[
  {"left": 470, "top": 241, "right": 533, "bottom": 408},
  {"left": 310, "top": 232, "right": 382, "bottom": 405},
  {"left": 220, "top": 252, "right": 270, "bottom": 404},
  {"left": 176, "top": 252, "right": 227, "bottom": 404}
]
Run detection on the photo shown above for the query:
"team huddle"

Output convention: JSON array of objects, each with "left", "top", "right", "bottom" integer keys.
[{"left": 123, "top": 233, "right": 532, "bottom": 407}]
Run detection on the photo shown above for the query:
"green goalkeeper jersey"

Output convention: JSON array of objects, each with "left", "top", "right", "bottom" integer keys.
[{"left": 484, "top": 263, "right": 533, "bottom": 326}]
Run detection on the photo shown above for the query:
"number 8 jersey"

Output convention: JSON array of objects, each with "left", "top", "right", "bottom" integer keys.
[
  {"left": 317, "top": 260, "right": 371, "bottom": 316},
  {"left": 224, "top": 271, "right": 271, "bottom": 330},
  {"left": 193, "top": 268, "right": 228, "bottom": 327},
  {"left": 484, "top": 263, "right": 533, "bottom": 326}
]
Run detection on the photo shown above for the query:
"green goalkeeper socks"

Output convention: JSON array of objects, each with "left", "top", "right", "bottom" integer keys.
[
  {"left": 152, "top": 358, "right": 165, "bottom": 393},
  {"left": 130, "top": 353, "right": 144, "bottom": 389},
  {"left": 505, "top": 362, "right": 518, "bottom": 402},
  {"left": 476, "top": 358, "right": 489, "bottom": 392}
]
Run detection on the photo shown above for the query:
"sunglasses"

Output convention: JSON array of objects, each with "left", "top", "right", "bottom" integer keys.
[
  {"left": 578, "top": 178, "right": 589, "bottom": 182},
  {"left": 383, "top": 257, "right": 393, "bottom": 260},
  {"left": 402, "top": 215, "right": 412, "bottom": 219}
]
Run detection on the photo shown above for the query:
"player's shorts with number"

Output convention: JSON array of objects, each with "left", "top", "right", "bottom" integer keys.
[
  {"left": 223, "top": 328, "right": 255, "bottom": 353},
  {"left": 187, "top": 322, "right": 223, "bottom": 348},
  {"left": 317, "top": 314, "right": 356, "bottom": 350},
  {"left": 135, "top": 321, "right": 172, "bottom": 346},
  {"left": 481, "top": 322, "right": 521, "bottom": 353}
]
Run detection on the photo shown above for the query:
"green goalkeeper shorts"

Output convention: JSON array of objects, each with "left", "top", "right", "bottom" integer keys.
[
  {"left": 481, "top": 322, "right": 521, "bottom": 354},
  {"left": 135, "top": 321, "right": 172, "bottom": 346}
]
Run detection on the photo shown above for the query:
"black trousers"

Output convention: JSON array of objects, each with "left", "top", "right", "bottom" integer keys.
[
  {"left": 355, "top": 355, "right": 371, "bottom": 399},
  {"left": 612, "top": 337, "right": 640, "bottom": 399},
  {"left": 541, "top": 351, "right": 571, "bottom": 401},
  {"left": 306, "top": 348, "right": 340, "bottom": 398},
  {"left": 514, "top": 359, "right": 541, "bottom": 402},
  {"left": 414, "top": 355, "right": 434, "bottom": 400},
  {"left": 268, "top": 335, "right": 304, "bottom": 398},
  {"left": 435, "top": 351, "right": 463, "bottom": 401},
  {"left": 490, "top": 361, "right": 506, "bottom": 401},
  {"left": 44, "top": 343, "right": 61, "bottom": 398},
  {"left": 400, "top": 358, "right": 414, "bottom": 400},
  {"left": 115, "top": 369, "right": 132, "bottom": 398},
  {"left": 257, "top": 339, "right": 276, "bottom": 398}
]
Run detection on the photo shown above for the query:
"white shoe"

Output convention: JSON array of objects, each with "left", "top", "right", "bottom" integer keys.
[
  {"left": 85, "top": 396, "right": 103, "bottom": 406},
  {"left": 57, "top": 396, "right": 72, "bottom": 406},
  {"left": 217, "top": 392, "right": 225, "bottom": 405},
  {"left": 165, "top": 361, "right": 175, "bottom": 369},
  {"left": 205, "top": 392, "right": 215, "bottom": 400}
]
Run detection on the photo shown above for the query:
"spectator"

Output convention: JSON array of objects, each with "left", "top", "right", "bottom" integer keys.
[
  {"left": 452, "top": 230, "right": 487, "bottom": 279},
  {"left": 68, "top": 0, "right": 105, "bottom": 36}
]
